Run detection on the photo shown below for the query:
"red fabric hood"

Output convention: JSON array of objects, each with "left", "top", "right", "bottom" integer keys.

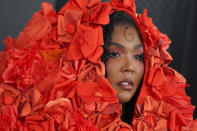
[{"left": 0, "top": 0, "right": 196, "bottom": 130}]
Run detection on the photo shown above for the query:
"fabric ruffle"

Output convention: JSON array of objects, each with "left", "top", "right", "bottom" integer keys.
[{"left": 0, "top": 0, "right": 196, "bottom": 130}]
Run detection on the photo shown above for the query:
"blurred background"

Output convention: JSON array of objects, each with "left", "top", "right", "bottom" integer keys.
[{"left": 0, "top": 0, "right": 196, "bottom": 118}]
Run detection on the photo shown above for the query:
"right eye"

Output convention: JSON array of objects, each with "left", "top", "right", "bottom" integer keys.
[{"left": 108, "top": 52, "right": 120, "bottom": 58}]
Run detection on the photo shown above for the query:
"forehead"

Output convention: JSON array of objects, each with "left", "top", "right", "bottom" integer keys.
[{"left": 110, "top": 25, "right": 143, "bottom": 50}]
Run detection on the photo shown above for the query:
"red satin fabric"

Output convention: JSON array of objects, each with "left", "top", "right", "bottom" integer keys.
[{"left": 0, "top": 0, "right": 196, "bottom": 130}]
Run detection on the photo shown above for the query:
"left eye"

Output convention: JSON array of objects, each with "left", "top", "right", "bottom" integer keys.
[
  {"left": 133, "top": 54, "right": 144, "bottom": 61},
  {"left": 108, "top": 52, "right": 120, "bottom": 58}
]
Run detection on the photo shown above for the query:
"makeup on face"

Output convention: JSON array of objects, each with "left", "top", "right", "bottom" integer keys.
[
  {"left": 106, "top": 42, "right": 144, "bottom": 63},
  {"left": 105, "top": 25, "right": 144, "bottom": 103}
]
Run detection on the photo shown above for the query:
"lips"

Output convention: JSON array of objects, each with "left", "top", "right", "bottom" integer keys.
[{"left": 116, "top": 78, "right": 134, "bottom": 90}]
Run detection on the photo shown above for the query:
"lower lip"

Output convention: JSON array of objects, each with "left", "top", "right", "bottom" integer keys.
[{"left": 117, "top": 84, "right": 133, "bottom": 90}]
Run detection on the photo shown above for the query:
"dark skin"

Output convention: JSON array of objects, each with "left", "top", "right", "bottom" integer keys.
[
  {"left": 106, "top": 25, "right": 144, "bottom": 103},
  {"left": 124, "top": 26, "right": 135, "bottom": 41}
]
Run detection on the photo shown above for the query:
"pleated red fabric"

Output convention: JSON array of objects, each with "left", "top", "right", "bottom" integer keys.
[{"left": 0, "top": 0, "right": 196, "bottom": 130}]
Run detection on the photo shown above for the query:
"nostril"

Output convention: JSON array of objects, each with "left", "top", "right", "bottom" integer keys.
[{"left": 122, "top": 67, "right": 134, "bottom": 73}]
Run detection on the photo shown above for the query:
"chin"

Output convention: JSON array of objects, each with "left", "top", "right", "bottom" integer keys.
[{"left": 118, "top": 92, "right": 134, "bottom": 103}]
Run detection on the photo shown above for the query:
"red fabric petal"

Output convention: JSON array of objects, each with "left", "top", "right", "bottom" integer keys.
[
  {"left": 58, "top": 0, "right": 88, "bottom": 15},
  {"left": 97, "top": 78, "right": 119, "bottom": 103},
  {"left": 66, "top": 33, "right": 83, "bottom": 60},
  {"left": 61, "top": 59, "right": 86, "bottom": 80},
  {"left": 88, "top": 2, "right": 112, "bottom": 25},
  {"left": 1, "top": 0, "right": 196, "bottom": 130},
  {"left": 83, "top": 29, "right": 98, "bottom": 45},
  {"left": 16, "top": 13, "right": 52, "bottom": 48},
  {"left": 88, "top": 46, "right": 103, "bottom": 62},
  {"left": 147, "top": 65, "right": 166, "bottom": 86},
  {"left": 80, "top": 28, "right": 98, "bottom": 57},
  {"left": 22, "top": 115, "right": 55, "bottom": 131},
  {"left": 110, "top": 0, "right": 136, "bottom": 14},
  {"left": 58, "top": 9, "right": 83, "bottom": 42},
  {"left": 151, "top": 68, "right": 166, "bottom": 86},
  {"left": 168, "top": 111, "right": 187, "bottom": 131},
  {"left": 78, "top": 61, "right": 105, "bottom": 82},
  {"left": 102, "top": 103, "right": 122, "bottom": 114},
  {"left": 80, "top": 42, "right": 97, "bottom": 57},
  {"left": 64, "top": 9, "right": 83, "bottom": 25},
  {"left": 20, "top": 102, "right": 31, "bottom": 116},
  {"left": 77, "top": 81, "right": 99, "bottom": 103},
  {"left": 41, "top": 2, "right": 57, "bottom": 24}
]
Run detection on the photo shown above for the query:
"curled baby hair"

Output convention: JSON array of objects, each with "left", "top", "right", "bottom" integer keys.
[{"left": 102, "top": 11, "right": 139, "bottom": 62}]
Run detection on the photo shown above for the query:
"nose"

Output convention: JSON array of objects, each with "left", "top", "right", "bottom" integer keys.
[{"left": 121, "top": 57, "right": 135, "bottom": 73}]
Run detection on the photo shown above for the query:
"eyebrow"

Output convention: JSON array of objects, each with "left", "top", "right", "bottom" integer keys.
[
  {"left": 109, "top": 42, "right": 143, "bottom": 50},
  {"left": 134, "top": 44, "right": 143, "bottom": 50},
  {"left": 109, "top": 42, "right": 124, "bottom": 48}
]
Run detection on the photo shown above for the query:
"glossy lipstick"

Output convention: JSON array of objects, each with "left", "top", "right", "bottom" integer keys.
[{"left": 116, "top": 79, "right": 134, "bottom": 90}]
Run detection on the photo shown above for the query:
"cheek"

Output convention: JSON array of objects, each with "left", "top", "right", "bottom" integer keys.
[
  {"left": 136, "top": 62, "right": 145, "bottom": 80},
  {"left": 106, "top": 59, "right": 114, "bottom": 75},
  {"left": 105, "top": 59, "right": 119, "bottom": 79}
]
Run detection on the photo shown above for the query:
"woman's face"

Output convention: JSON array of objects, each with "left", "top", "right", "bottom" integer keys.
[{"left": 106, "top": 25, "right": 144, "bottom": 103}]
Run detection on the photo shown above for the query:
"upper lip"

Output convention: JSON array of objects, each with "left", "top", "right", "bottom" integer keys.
[{"left": 116, "top": 78, "right": 134, "bottom": 86}]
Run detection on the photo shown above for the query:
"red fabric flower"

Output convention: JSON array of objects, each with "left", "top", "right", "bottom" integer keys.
[
  {"left": 2, "top": 39, "right": 40, "bottom": 89},
  {"left": 0, "top": 83, "right": 20, "bottom": 105},
  {"left": 95, "top": 112, "right": 132, "bottom": 130},
  {"left": 2, "top": 44, "right": 61, "bottom": 90},
  {"left": 87, "top": 0, "right": 112, "bottom": 25},
  {"left": 43, "top": 98, "right": 72, "bottom": 130},
  {"left": 1, "top": 0, "right": 196, "bottom": 130},
  {"left": 69, "top": 111, "right": 99, "bottom": 131},
  {"left": 66, "top": 25, "right": 103, "bottom": 62},
  {"left": 137, "top": 12, "right": 167, "bottom": 50},
  {"left": 39, "top": 27, "right": 64, "bottom": 50},
  {"left": 14, "top": 3, "right": 57, "bottom": 49},
  {"left": 61, "top": 59, "right": 86, "bottom": 80},
  {"left": 146, "top": 65, "right": 195, "bottom": 122},
  {"left": 77, "top": 78, "right": 118, "bottom": 104},
  {"left": 58, "top": 9, "right": 83, "bottom": 43},
  {"left": 78, "top": 61, "right": 105, "bottom": 82},
  {"left": 133, "top": 96, "right": 168, "bottom": 130}
]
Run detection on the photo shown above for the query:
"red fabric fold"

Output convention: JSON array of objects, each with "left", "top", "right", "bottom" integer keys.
[{"left": 0, "top": 0, "right": 196, "bottom": 130}]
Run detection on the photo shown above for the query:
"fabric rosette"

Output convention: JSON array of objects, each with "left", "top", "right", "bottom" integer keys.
[
  {"left": 0, "top": 0, "right": 196, "bottom": 130},
  {"left": 133, "top": 96, "right": 168, "bottom": 130},
  {"left": 66, "top": 25, "right": 104, "bottom": 62},
  {"left": 42, "top": 98, "right": 72, "bottom": 130},
  {"left": 133, "top": 96, "right": 197, "bottom": 131}
]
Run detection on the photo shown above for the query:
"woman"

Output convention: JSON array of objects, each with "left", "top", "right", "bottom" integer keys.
[
  {"left": 0, "top": 0, "right": 196, "bottom": 130},
  {"left": 102, "top": 11, "right": 144, "bottom": 123}
]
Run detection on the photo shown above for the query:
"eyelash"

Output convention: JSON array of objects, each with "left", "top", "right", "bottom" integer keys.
[
  {"left": 107, "top": 52, "right": 120, "bottom": 58},
  {"left": 133, "top": 54, "right": 144, "bottom": 61},
  {"left": 107, "top": 52, "right": 144, "bottom": 62}
]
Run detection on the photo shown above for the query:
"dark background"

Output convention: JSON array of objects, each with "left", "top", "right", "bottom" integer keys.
[{"left": 0, "top": 0, "right": 196, "bottom": 118}]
